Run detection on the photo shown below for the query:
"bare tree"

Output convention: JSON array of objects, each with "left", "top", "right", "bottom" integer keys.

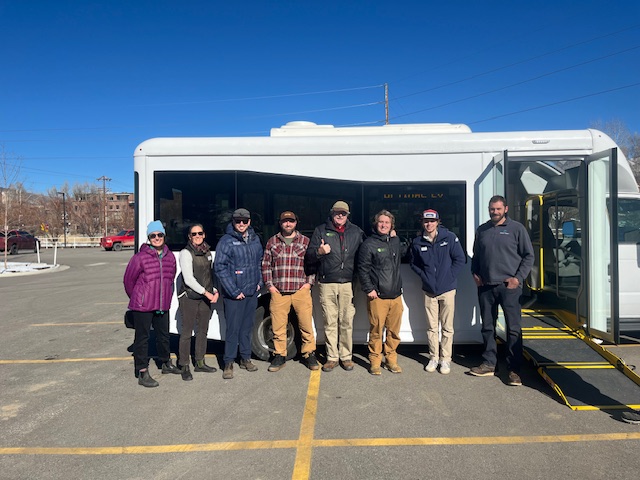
[
  {"left": 0, "top": 145, "right": 24, "bottom": 268},
  {"left": 70, "top": 182, "right": 102, "bottom": 237},
  {"left": 591, "top": 119, "right": 640, "bottom": 184}
]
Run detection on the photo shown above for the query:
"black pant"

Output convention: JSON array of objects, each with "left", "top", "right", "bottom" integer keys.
[
  {"left": 178, "top": 296, "right": 211, "bottom": 366},
  {"left": 477, "top": 283, "right": 523, "bottom": 372},
  {"left": 132, "top": 310, "right": 171, "bottom": 373}
]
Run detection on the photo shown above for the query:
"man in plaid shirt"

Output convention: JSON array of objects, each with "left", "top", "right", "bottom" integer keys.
[{"left": 261, "top": 210, "right": 319, "bottom": 372}]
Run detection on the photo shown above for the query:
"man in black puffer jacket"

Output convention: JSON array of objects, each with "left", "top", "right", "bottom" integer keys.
[
  {"left": 306, "top": 201, "right": 364, "bottom": 372},
  {"left": 357, "top": 210, "right": 403, "bottom": 375}
]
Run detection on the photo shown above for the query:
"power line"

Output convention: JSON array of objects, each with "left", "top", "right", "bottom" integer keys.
[
  {"left": 391, "top": 24, "right": 640, "bottom": 101},
  {"left": 129, "top": 84, "right": 384, "bottom": 107},
  {"left": 391, "top": 44, "right": 640, "bottom": 120},
  {"left": 469, "top": 82, "right": 640, "bottom": 125}
]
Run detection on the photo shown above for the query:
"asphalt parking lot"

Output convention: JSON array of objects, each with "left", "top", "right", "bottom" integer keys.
[{"left": 1, "top": 248, "right": 640, "bottom": 480}]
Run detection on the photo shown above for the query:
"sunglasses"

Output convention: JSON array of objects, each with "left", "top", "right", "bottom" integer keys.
[
  {"left": 333, "top": 211, "right": 348, "bottom": 217},
  {"left": 234, "top": 218, "right": 249, "bottom": 224},
  {"left": 423, "top": 219, "right": 438, "bottom": 223},
  {"left": 281, "top": 219, "right": 296, "bottom": 224},
  {"left": 190, "top": 231, "right": 205, "bottom": 237},
  {"left": 148, "top": 232, "right": 165, "bottom": 239}
]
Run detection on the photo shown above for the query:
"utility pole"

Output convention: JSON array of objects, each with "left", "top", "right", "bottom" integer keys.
[
  {"left": 57, "top": 191, "right": 67, "bottom": 247},
  {"left": 97, "top": 176, "right": 111, "bottom": 237},
  {"left": 384, "top": 83, "right": 389, "bottom": 125}
]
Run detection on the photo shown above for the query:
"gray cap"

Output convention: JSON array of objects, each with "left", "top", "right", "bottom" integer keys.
[{"left": 232, "top": 208, "right": 251, "bottom": 219}]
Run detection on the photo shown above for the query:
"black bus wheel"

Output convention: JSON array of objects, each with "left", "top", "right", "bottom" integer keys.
[{"left": 251, "top": 313, "right": 297, "bottom": 361}]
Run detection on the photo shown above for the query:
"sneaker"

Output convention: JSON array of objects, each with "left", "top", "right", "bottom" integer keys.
[
  {"left": 240, "top": 358, "right": 258, "bottom": 372},
  {"left": 621, "top": 410, "right": 640, "bottom": 425},
  {"left": 161, "top": 360, "right": 181, "bottom": 375},
  {"left": 386, "top": 363, "right": 402, "bottom": 373},
  {"left": 424, "top": 358, "right": 438, "bottom": 373},
  {"left": 507, "top": 371, "right": 522, "bottom": 386},
  {"left": 222, "top": 363, "right": 234, "bottom": 379},
  {"left": 303, "top": 352, "right": 320, "bottom": 371},
  {"left": 322, "top": 360, "right": 338, "bottom": 372},
  {"left": 181, "top": 365, "right": 193, "bottom": 381},
  {"left": 268, "top": 354, "right": 286, "bottom": 372},
  {"left": 194, "top": 361, "right": 217, "bottom": 373},
  {"left": 469, "top": 363, "right": 496, "bottom": 377},
  {"left": 138, "top": 370, "right": 159, "bottom": 388},
  {"left": 369, "top": 365, "right": 382, "bottom": 375},
  {"left": 341, "top": 359, "right": 355, "bottom": 371},
  {"left": 439, "top": 361, "right": 451, "bottom": 375}
]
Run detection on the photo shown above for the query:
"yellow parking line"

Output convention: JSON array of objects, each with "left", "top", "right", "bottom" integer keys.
[
  {"left": 313, "top": 432, "right": 640, "bottom": 447},
  {"left": 2, "top": 432, "right": 640, "bottom": 456},
  {"left": 31, "top": 322, "right": 121, "bottom": 326},
  {"left": 0, "top": 440, "right": 298, "bottom": 455},
  {"left": 0, "top": 357, "right": 132, "bottom": 364},
  {"left": 292, "top": 370, "right": 321, "bottom": 480}
]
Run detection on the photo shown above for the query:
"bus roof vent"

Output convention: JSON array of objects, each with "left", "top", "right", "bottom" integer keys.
[{"left": 271, "top": 122, "right": 471, "bottom": 137}]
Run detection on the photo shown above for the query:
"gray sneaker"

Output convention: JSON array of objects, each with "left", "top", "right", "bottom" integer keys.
[
  {"left": 621, "top": 410, "right": 640, "bottom": 424},
  {"left": 439, "top": 361, "right": 451, "bottom": 375},
  {"left": 425, "top": 358, "right": 438, "bottom": 373}
]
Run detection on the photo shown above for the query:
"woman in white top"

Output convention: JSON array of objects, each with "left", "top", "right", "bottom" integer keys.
[{"left": 177, "top": 224, "right": 219, "bottom": 380}]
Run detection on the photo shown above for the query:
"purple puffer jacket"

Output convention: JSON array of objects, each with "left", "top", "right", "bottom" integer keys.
[{"left": 123, "top": 244, "right": 176, "bottom": 312}]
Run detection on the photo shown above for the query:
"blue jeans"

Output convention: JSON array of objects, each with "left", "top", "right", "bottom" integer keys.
[
  {"left": 223, "top": 295, "right": 258, "bottom": 365},
  {"left": 477, "top": 283, "right": 523, "bottom": 372}
]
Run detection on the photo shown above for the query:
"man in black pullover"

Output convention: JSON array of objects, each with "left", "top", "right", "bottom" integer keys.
[{"left": 469, "top": 195, "right": 534, "bottom": 386}]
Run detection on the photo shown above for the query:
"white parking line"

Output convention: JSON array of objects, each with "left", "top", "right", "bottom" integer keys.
[{"left": 86, "top": 262, "right": 107, "bottom": 267}]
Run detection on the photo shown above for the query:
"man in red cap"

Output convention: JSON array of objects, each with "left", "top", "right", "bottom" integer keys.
[
  {"left": 262, "top": 210, "right": 319, "bottom": 372},
  {"left": 410, "top": 209, "right": 465, "bottom": 375}
]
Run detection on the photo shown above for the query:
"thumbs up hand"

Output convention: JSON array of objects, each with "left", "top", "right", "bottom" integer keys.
[{"left": 318, "top": 238, "right": 331, "bottom": 255}]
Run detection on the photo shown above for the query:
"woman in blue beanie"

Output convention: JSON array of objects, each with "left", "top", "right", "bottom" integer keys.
[{"left": 123, "top": 220, "right": 180, "bottom": 387}]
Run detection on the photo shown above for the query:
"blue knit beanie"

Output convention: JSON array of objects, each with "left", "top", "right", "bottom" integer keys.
[{"left": 147, "top": 220, "right": 165, "bottom": 236}]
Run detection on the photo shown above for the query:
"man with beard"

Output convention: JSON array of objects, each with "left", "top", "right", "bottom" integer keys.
[
  {"left": 469, "top": 195, "right": 534, "bottom": 386},
  {"left": 262, "top": 211, "right": 319, "bottom": 372}
]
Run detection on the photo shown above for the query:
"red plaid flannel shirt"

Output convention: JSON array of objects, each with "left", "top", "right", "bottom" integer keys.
[{"left": 261, "top": 231, "right": 314, "bottom": 292}]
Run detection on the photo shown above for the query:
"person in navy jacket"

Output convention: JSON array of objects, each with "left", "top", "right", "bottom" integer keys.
[
  {"left": 214, "top": 208, "right": 263, "bottom": 379},
  {"left": 410, "top": 209, "right": 465, "bottom": 375}
]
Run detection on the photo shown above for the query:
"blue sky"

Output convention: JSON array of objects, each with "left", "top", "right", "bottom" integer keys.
[{"left": 1, "top": 0, "right": 639, "bottom": 193}]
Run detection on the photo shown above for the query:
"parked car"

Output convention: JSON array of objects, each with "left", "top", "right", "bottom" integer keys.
[
  {"left": 0, "top": 230, "right": 41, "bottom": 255},
  {"left": 100, "top": 229, "right": 135, "bottom": 251}
]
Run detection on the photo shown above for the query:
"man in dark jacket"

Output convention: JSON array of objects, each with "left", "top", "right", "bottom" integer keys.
[
  {"left": 306, "top": 201, "right": 364, "bottom": 372},
  {"left": 214, "top": 208, "right": 263, "bottom": 379},
  {"left": 410, "top": 209, "right": 465, "bottom": 375},
  {"left": 469, "top": 196, "right": 534, "bottom": 386},
  {"left": 358, "top": 210, "right": 403, "bottom": 375}
]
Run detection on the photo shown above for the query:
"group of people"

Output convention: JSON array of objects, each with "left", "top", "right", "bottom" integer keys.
[{"left": 123, "top": 196, "right": 534, "bottom": 390}]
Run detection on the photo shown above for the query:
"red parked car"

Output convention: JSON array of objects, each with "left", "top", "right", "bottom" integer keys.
[
  {"left": 100, "top": 229, "right": 135, "bottom": 251},
  {"left": 0, "top": 230, "right": 41, "bottom": 255}
]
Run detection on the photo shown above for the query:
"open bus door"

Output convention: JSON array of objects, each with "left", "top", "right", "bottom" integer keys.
[{"left": 584, "top": 148, "right": 619, "bottom": 343}]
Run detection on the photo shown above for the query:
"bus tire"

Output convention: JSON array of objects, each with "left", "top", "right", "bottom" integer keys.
[
  {"left": 251, "top": 313, "right": 297, "bottom": 361},
  {"left": 113, "top": 243, "right": 122, "bottom": 252}
]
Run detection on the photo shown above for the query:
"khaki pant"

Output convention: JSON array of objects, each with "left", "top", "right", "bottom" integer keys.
[
  {"left": 319, "top": 282, "right": 355, "bottom": 362},
  {"left": 424, "top": 289, "right": 456, "bottom": 362},
  {"left": 367, "top": 296, "right": 403, "bottom": 367},
  {"left": 270, "top": 288, "right": 316, "bottom": 356}
]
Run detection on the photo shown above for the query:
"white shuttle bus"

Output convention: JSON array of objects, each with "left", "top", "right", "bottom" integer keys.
[{"left": 134, "top": 121, "right": 640, "bottom": 357}]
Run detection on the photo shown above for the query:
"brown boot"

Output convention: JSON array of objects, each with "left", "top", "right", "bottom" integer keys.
[{"left": 222, "top": 362, "right": 234, "bottom": 379}]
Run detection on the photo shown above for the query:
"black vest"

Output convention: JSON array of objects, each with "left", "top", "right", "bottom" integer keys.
[{"left": 180, "top": 243, "right": 214, "bottom": 300}]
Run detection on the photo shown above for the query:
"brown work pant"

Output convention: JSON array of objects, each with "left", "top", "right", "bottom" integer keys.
[
  {"left": 270, "top": 288, "right": 316, "bottom": 357},
  {"left": 367, "top": 296, "right": 403, "bottom": 367}
]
